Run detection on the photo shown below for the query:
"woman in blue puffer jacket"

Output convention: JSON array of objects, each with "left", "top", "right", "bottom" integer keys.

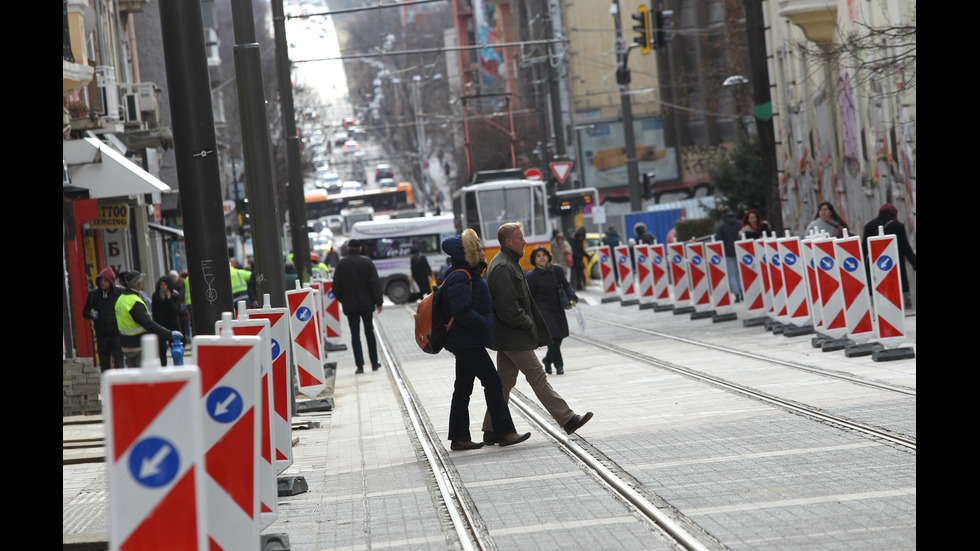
[{"left": 441, "top": 229, "right": 530, "bottom": 451}]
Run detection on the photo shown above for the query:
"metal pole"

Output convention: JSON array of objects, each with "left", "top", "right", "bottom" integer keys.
[
  {"left": 230, "top": 0, "right": 286, "bottom": 307},
  {"left": 158, "top": 0, "right": 233, "bottom": 335},
  {"left": 612, "top": 0, "right": 643, "bottom": 212},
  {"left": 271, "top": 0, "right": 312, "bottom": 284}
]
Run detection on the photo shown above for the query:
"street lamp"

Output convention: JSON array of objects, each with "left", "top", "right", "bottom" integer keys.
[{"left": 722, "top": 75, "right": 752, "bottom": 133}]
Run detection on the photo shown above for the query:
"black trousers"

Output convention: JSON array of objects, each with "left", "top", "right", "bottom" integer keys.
[
  {"left": 448, "top": 346, "right": 517, "bottom": 441},
  {"left": 346, "top": 311, "right": 379, "bottom": 368},
  {"left": 96, "top": 334, "right": 124, "bottom": 372}
]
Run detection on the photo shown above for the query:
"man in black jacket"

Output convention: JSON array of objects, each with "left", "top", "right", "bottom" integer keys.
[
  {"left": 82, "top": 267, "right": 124, "bottom": 372},
  {"left": 331, "top": 239, "right": 384, "bottom": 373}
]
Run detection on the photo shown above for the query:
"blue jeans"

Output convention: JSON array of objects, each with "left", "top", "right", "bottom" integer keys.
[{"left": 726, "top": 256, "right": 742, "bottom": 297}]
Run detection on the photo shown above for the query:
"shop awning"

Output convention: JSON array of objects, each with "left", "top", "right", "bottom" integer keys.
[
  {"left": 63, "top": 137, "right": 171, "bottom": 201},
  {"left": 148, "top": 222, "right": 184, "bottom": 238}
]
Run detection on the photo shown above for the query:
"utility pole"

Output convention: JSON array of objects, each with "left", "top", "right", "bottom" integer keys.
[
  {"left": 742, "top": 0, "right": 783, "bottom": 232},
  {"left": 612, "top": 0, "right": 643, "bottom": 212},
  {"left": 271, "top": 0, "right": 312, "bottom": 283},
  {"left": 158, "top": 0, "right": 233, "bottom": 334},
  {"left": 229, "top": 0, "right": 287, "bottom": 307}
]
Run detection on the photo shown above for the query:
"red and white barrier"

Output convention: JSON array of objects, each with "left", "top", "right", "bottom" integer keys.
[
  {"left": 754, "top": 237, "right": 774, "bottom": 317},
  {"left": 685, "top": 242, "right": 713, "bottom": 314},
  {"left": 811, "top": 235, "right": 849, "bottom": 341},
  {"left": 247, "top": 294, "right": 294, "bottom": 475},
  {"left": 704, "top": 240, "right": 734, "bottom": 315},
  {"left": 648, "top": 243, "right": 672, "bottom": 308},
  {"left": 614, "top": 244, "right": 638, "bottom": 305},
  {"left": 867, "top": 228, "right": 909, "bottom": 349},
  {"left": 801, "top": 236, "right": 824, "bottom": 333},
  {"left": 834, "top": 231, "right": 875, "bottom": 344},
  {"left": 735, "top": 237, "right": 767, "bottom": 318},
  {"left": 634, "top": 244, "right": 654, "bottom": 308},
  {"left": 320, "top": 278, "right": 346, "bottom": 350},
  {"left": 765, "top": 234, "right": 789, "bottom": 323},
  {"left": 776, "top": 234, "right": 811, "bottom": 328},
  {"left": 597, "top": 245, "right": 619, "bottom": 303},
  {"left": 104, "top": 335, "right": 208, "bottom": 551},
  {"left": 221, "top": 304, "right": 277, "bottom": 530},
  {"left": 195, "top": 314, "right": 263, "bottom": 551},
  {"left": 667, "top": 242, "right": 692, "bottom": 310},
  {"left": 286, "top": 284, "right": 327, "bottom": 399}
]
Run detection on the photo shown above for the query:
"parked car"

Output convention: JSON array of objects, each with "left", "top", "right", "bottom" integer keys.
[
  {"left": 585, "top": 232, "right": 602, "bottom": 281},
  {"left": 333, "top": 132, "right": 348, "bottom": 146}
]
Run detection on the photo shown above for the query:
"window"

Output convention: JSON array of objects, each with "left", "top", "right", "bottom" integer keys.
[{"left": 362, "top": 234, "right": 441, "bottom": 260}]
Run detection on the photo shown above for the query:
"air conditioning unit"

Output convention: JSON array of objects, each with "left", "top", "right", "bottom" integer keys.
[
  {"left": 95, "top": 66, "right": 120, "bottom": 120},
  {"left": 118, "top": 82, "right": 162, "bottom": 127}
]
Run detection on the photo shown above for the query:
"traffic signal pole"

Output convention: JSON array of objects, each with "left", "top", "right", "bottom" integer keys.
[
  {"left": 271, "top": 0, "right": 312, "bottom": 284},
  {"left": 158, "top": 0, "right": 233, "bottom": 334},
  {"left": 613, "top": 0, "right": 643, "bottom": 212},
  {"left": 229, "top": 0, "right": 287, "bottom": 308}
]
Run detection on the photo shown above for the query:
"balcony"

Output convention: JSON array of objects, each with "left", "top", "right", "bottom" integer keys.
[
  {"left": 117, "top": 0, "right": 148, "bottom": 14},
  {"left": 777, "top": 0, "right": 837, "bottom": 44}
]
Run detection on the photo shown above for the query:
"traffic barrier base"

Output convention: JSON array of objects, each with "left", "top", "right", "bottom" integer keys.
[
  {"left": 296, "top": 397, "right": 335, "bottom": 413},
  {"left": 743, "top": 317, "right": 767, "bottom": 327},
  {"left": 712, "top": 311, "right": 737, "bottom": 323},
  {"left": 871, "top": 345, "right": 916, "bottom": 361},
  {"left": 844, "top": 342, "right": 879, "bottom": 357}
]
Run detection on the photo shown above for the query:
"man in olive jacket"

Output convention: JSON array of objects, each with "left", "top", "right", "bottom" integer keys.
[{"left": 481, "top": 222, "right": 593, "bottom": 444}]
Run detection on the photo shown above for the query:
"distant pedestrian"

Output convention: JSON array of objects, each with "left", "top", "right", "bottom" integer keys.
[
  {"left": 862, "top": 203, "right": 916, "bottom": 297},
  {"left": 331, "top": 239, "right": 384, "bottom": 373},
  {"left": 714, "top": 207, "right": 743, "bottom": 301},
  {"left": 806, "top": 201, "right": 849, "bottom": 238},
  {"left": 151, "top": 275, "right": 183, "bottom": 366},
  {"left": 602, "top": 225, "right": 621, "bottom": 279},
  {"left": 526, "top": 246, "right": 577, "bottom": 375},
  {"left": 634, "top": 222, "right": 656, "bottom": 245},
  {"left": 411, "top": 245, "right": 433, "bottom": 298},
  {"left": 570, "top": 226, "right": 588, "bottom": 291},
  {"left": 115, "top": 271, "right": 182, "bottom": 368},
  {"left": 482, "top": 222, "right": 593, "bottom": 443},
  {"left": 82, "top": 267, "right": 124, "bottom": 372},
  {"left": 740, "top": 209, "right": 770, "bottom": 239},
  {"left": 551, "top": 232, "right": 573, "bottom": 281}
]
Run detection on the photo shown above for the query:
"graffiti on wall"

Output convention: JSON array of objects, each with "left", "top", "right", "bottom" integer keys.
[{"left": 474, "top": 1, "right": 506, "bottom": 109}]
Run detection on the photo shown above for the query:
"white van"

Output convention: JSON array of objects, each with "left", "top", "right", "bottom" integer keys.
[{"left": 349, "top": 214, "right": 456, "bottom": 303}]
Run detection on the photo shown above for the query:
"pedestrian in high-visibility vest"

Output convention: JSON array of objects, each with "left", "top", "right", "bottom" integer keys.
[
  {"left": 311, "top": 253, "right": 330, "bottom": 279},
  {"left": 115, "top": 271, "right": 181, "bottom": 368},
  {"left": 230, "top": 261, "right": 253, "bottom": 307}
]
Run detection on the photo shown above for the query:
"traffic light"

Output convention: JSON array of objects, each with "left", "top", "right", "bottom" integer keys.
[
  {"left": 642, "top": 171, "right": 656, "bottom": 199},
  {"left": 632, "top": 5, "right": 652, "bottom": 55},
  {"left": 653, "top": 9, "right": 674, "bottom": 50}
]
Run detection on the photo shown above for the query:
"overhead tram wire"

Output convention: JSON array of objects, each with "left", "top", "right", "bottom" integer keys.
[{"left": 291, "top": 37, "right": 569, "bottom": 64}]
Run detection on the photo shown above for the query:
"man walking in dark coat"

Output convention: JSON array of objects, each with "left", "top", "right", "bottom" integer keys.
[
  {"left": 481, "top": 222, "right": 593, "bottom": 444},
  {"left": 82, "top": 267, "right": 124, "bottom": 372},
  {"left": 410, "top": 246, "right": 433, "bottom": 298},
  {"left": 714, "top": 207, "right": 743, "bottom": 301},
  {"left": 331, "top": 239, "right": 384, "bottom": 373},
  {"left": 862, "top": 203, "right": 916, "bottom": 301}
]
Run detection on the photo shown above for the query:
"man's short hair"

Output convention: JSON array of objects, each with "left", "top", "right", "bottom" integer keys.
[{"left": 497, "top": 222, "right": 523, "bottom": 244}]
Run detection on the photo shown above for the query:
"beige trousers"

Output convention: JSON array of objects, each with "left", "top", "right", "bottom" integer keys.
[{"left": 482, "top": 349, "right": 575, "bottom": 433}]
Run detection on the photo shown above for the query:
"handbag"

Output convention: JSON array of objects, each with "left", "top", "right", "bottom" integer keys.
[{"left": 555, "top": 267, "right": 572, "bottom": 309}]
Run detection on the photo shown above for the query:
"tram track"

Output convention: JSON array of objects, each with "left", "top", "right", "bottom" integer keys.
[
  {"left": 569, "top": 328, "right": 916, "bottom": 451},
  {"left": 377, "top": 310, "right": 724, "bottom": 551},
  {"left": 580, "top": 313, "right": 916, "bottom": 397}
]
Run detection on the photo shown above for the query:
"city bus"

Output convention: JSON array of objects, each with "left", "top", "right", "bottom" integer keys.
[
  {"left": 348, "top": 214, "right": 456, "bottom": 304},
  {"left": 305, "top": 182, "right": 415, "bottom": 221}
]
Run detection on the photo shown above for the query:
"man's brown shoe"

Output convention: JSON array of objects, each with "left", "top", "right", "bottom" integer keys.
[
  {"left": 482, "top": 431, "right": 499, "bottom": 446},
  {"left": 563, "top": 412, "right": 593, "bottom": 435},
  {"left": 498, "top": 432, "right": 531, "bottom": 447}
]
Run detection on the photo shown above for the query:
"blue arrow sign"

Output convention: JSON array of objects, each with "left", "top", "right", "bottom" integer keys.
[{"left": 129, "top": 436, "right": 180, "bottom": 488}]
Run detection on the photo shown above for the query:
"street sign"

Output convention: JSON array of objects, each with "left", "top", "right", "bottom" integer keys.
[
  {"left": 524, "top": 168, "right": 543, "bottom": 181},
  {"left": 550, "top": 161, "right": 573, "bottom": 184}
]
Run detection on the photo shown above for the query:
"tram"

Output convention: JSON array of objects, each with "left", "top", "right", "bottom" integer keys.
[{"left": 453, "top": 178, "right": 597, "bottom": 270}]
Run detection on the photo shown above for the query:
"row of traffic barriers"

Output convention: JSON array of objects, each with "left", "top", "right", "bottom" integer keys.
[
  {"left": 592, "top": 226, "right": 915, "bottom": 362},
  {"left": 102, "top": 277, "right": 347, "bottom": 550}
]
